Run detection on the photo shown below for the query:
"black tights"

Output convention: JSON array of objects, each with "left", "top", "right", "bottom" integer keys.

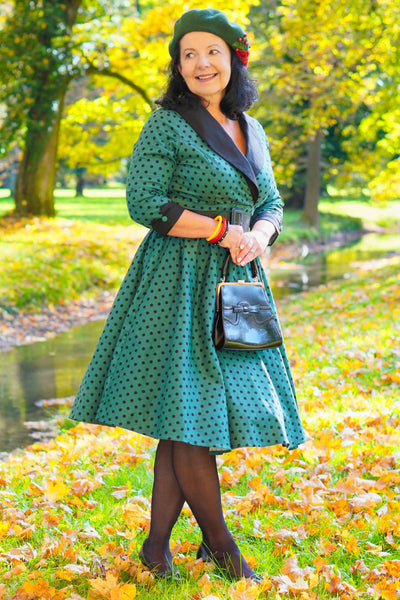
[{"left": 142, "top": 439, "right": 254, "bottom": 578}]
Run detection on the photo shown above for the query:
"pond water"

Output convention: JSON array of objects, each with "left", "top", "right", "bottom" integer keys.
[
  {"left": 1, "top": 232, "right": 399, "bottom": 454},
  {"left": 265, "top": 231, "right": 400, "bottom": 299}
]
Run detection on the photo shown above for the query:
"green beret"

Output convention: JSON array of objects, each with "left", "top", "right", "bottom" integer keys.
[{"left": 169, "top": 8, "right": 250, "bottom": 67}]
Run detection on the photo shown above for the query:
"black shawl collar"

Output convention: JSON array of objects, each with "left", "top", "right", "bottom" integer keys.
[{"left": 173, "top": 104, "right": 264, "bottom": 203}]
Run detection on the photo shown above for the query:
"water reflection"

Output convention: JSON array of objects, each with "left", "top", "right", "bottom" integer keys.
[
  {"left": 1, "top": 233, "right": 399, "bottom": 453},
  {"left": 264, "top": 232, "right": 400, "bottom": 298},
  {"left": 0, "top": 320, "right": 104, "bottom": 454}
]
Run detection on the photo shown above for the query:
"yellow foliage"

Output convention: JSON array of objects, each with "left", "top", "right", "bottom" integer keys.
[
  {"left": 44, "top": 479, "right": 70, "bottom": 502},
  {"left": 89, "top": 571, "right": 137, "bottom": 600},
  {"left": 60, "top": 0, "right": 252, "bottom": 176}
]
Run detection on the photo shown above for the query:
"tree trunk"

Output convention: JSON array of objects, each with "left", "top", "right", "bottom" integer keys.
[
  {"left": 14, "top": 92, "right": 66, "bottom": 217},
  {"left": 303, "top": 129, "right": 323, "bottom": 229},
  {"left": 13, "top": 0, "right": 82, "bottom": 217},
  {"left": 75, "top": 167, "right": 86, "bottom": 197}
]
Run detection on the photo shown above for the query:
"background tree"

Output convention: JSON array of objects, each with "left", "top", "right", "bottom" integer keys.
[
  {"left": 0, "top": 0, "right": 83, "bottom": 216},
  {"left": 57, "top": 0, "right": 251, "bottom": 182},
  {"left": 251, "top": 0, "right": 399, "bottom": 226},
  {"left": 0, "top": 0, "right": 250, "bottom": 217}
]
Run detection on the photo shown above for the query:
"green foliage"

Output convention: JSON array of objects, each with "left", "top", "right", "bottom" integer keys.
[
  {"left": 58, "top": 0, "right": 251, "bottom": 175},
  {"left": 0, "top": 214, "right": 145, "bottom": 312},
  {"left": 0, "top": 0, "right": 81, "bottom": 155},
  {"left": 279, "top": 209, "right": 361, "bottom": 244},
  {"left": 1, "top": 0, "right": 399, "bottom": 216},
  {"left": 250, "top": 0, "right": 400, "bottom": 201}
]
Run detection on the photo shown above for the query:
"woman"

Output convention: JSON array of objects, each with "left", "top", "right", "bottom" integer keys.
[{"left": 70, "top": 8, "right": 306, "bottom": 582}]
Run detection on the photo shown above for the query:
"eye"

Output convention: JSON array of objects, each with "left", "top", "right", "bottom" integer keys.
[
  {"left": 210, "top": 49, "right": 219, "bottom": 55},
  {"left": 184, "top": 51, "right": 194, "bottom": 59}
]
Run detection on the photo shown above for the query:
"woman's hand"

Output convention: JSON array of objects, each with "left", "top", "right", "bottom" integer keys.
[
  {"left": 234, "top": 221, "right": 277, "bottom": 266},
  {"left": 219, "top": 227, "right": 269, "bottom": 266},
  {"left": 235, "top": 230, "right": 269, "bottom": 266},
  {"left": 220, "top": 225, "right": 273, "bottom": 265},
  {"left": 218, "top": 224, "right": 244, "bottom": 263}
]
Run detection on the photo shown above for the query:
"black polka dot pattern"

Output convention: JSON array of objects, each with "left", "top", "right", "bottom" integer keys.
[{"left": 69, "top": 109, "right": 306, "bottom": 454}]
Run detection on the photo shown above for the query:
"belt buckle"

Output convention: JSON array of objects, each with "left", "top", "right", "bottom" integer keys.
[{"left": 231, "top": 208, "right": 244, "bottom": 227}]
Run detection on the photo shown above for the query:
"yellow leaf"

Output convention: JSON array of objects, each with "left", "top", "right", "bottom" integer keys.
[
  {"left": 45, "top": 480, "right": 70, "bottom": 501},
  {"left": 90, "top": 571, "right": 120, "bottom": 596},
  {"left": 0, "top": 523, "right": 10, "bottom": 538},
  {"left": 119, "top": 583, "right": 137, "bottom": 599},
  {"left": 309, "top": 572, "right": 319, "bottom": 589}
]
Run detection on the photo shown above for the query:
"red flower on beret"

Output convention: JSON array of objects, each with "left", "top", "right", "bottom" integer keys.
[
  {"left": 235, "top": 48, "right": 250, "bottom": 67},
  {"left": 232, "top": 32, "right": 250, "bottom": 67}
]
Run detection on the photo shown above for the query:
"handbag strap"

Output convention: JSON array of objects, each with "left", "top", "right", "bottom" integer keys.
[{"left": 220, "top": 252, "right": 260, "bottom": 282}]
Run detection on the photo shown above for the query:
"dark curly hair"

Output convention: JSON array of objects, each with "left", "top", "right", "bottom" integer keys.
[{"left": 156, "top": 47, "right": 258, "bottom": 120}]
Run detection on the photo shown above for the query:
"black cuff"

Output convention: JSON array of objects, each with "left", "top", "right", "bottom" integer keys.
[{"left": 151, "top": 202, "right": 185, "bottom": 236}]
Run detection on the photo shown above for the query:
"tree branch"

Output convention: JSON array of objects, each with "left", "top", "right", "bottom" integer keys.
[{"left": 86, "top": 63, "right": 155, "bottom": 111}]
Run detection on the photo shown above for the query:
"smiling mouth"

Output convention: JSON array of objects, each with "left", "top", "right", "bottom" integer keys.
[{"left": 196, "top": 74, "right": 217, "bottom": 81}]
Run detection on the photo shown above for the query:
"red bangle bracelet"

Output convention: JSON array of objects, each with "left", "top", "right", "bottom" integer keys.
[
  {"left": 208, "top": 217, "right": 227, "bottom": 244},
  {"left": 216, "top": 221, "right": 229, "bottom": 245}
]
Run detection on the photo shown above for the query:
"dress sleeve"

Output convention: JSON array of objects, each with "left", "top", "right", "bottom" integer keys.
[
  {"left": 126, "top": 110, "right": 184, "bottom": 235},
  {"left": 250, "top": 122, "right": 283, "bottom": 246}
]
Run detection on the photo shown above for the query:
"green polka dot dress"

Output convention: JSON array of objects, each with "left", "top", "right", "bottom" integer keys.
[{"left": 69, "top": 106, "right": 306, "bottom": 454}]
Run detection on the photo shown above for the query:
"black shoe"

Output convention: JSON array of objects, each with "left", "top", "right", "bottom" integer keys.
[
  {"left": 196, "top": 542, "right": 262, "bottom": 583},
  {"left": 139, "top": 542, "right": 181, "bottom": 581},
  {"left": 196, "top": 541, "right": 212, "bottom": 562}
]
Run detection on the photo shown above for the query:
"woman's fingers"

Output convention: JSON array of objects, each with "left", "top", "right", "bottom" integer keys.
[
  {"left": 236, "top": 234, "right": 259, "bottom": 265},
  {"left": 219, "top": 228, "right": 269, "bottom": 266},
  {"left": 218, "top": 224, "right": 243, "bottom": 262}
]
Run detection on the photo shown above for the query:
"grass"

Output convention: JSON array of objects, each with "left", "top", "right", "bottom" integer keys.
[
  {"left": 0, "top": 188, "right": 129, "bottom": 225},
  {"left": 0, "top": 255, "right": 399, "bottom": 598},
  {"left": 279, "top": 207, "right": 360, "bottom": 244},
  {"left": 0, "top": 218, "right": 145, "bottom": 313},
  {"left": 319, "top": 196, "right": 400, "bottom": 229},
  {"left": 1, "top": 190, "right": 400, "bottom": 313}
]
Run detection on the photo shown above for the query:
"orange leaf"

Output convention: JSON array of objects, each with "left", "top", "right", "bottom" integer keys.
[
  {"left": 282, "top": 556, "right": 312, "bottom": 580},
  {"left": 56, "top": 564, "right": 91, "bottom": 581},
  {"left": 370, "top": 580, "right": 398, "bottom": 600},
  {"left": 319, "top": 539, "right": 338, "bottom": 555},
  {"left": 228, "top": 578, "right": 260, "bottom": 599},
  {"left": 14, "top": 578, "right": 66, "bottom": 600},
  {"left": 344, "top": 535, "right": 360, "bottom": 555},
  {"left": 326, "top": 574, "right": 357, "bottom": 595},
  {"left": 220, "top": 467, "right": 235, "bottom": 486},
  {"left": 272, "top": 574, "right": 309, "bottom": 593},
  {"left": 90, "top": 571, "right": 120, "bottom": 598},
  {"left": 71, "top": 477, "right": 97, "bottom": 496},
  {"left": 384, "top": 560, "right": 400, "bottom": 578},
  {"left": 313, "top": 556, "right": 328, "bottom": 573},
  {"left": 2, "top": 563, "right": 27, "bottom": 580}
]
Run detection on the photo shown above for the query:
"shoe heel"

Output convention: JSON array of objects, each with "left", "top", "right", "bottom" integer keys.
[{"left": 197, "top": 542, "right": 212, "bottom": 562}]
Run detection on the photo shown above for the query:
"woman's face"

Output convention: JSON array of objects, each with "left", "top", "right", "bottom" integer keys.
[{"left": 178, "top": 31, "right": 231, "bottom": 106}]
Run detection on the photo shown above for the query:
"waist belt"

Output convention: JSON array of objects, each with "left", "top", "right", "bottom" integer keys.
[{"left": 193, "top": 209, "right": 251, "bottom": 231}]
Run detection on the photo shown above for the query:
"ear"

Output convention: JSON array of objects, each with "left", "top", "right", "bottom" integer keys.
[{"left": 177, "top": 63, "right": 182, "bottom": 75}]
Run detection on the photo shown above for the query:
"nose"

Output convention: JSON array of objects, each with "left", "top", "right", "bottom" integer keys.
[{"left": 197, "top": 53, "right": 211, "bottom": 68}]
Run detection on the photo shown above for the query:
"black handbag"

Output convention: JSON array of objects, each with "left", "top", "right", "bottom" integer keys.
[{"left": 213, "top": 253, "right": 283, "bottom": 351}]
